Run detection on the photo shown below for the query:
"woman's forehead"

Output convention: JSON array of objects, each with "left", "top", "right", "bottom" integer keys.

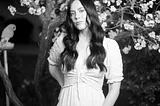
[{"left": 70, "top": 0, "right": 84, "bottom": 11}]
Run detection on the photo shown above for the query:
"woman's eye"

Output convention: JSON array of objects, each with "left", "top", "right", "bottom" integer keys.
[
  {"left": 70, "top": 12, "right": 75, "bottom": 16},
  {"left": 79, "top": 9, "right": 84, "bottom": 13}
]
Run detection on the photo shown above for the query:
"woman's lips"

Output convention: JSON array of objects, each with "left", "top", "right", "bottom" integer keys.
[{"left": 76, "top": 21, "right": 83, "bottom": 25}]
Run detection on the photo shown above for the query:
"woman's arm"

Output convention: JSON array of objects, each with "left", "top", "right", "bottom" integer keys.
[
  {"left": 103, "top": 82, "right": 121, "bottom": 106},
  {"left": 48, "top": 33, "right": 65, "bottom": 87},
  {"left": 103, "top": 38, "right": 123, "bottom": 106},
  {"left": 49, "top": 64, "right": 64, "bottom": 87}
]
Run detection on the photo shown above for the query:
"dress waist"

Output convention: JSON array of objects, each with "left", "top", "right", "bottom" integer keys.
[
  {"left": 61, "top": 68, "right": 105, "bottom": 100},
  {"left": 62, "top": 71, "right": 104, "bottom": 91}
]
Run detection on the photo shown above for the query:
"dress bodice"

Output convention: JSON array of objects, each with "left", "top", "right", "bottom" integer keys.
[
  {"left": 61, "top": 65, "right": 105, "bottom": 99},
  {"left": 48, "top": 33, "right": 124, "bottom": 106},
  {"left": 61, "top": 34, "right": 105, "bottom": 91},
  {"left": 62, "top": 66, "right": 105, "bottom": 90},
  {"left": 48, "top": 32, "right": 123, "bottom": 85}
]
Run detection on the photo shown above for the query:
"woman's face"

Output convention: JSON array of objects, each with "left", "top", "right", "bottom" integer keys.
[{"left": 70, "top": 0, "right": 88, "bottom": 31}]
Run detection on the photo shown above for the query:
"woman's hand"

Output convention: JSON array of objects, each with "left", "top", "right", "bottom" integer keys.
[{"left": 102, "top": 82, "right": 121, "bottom": 106}]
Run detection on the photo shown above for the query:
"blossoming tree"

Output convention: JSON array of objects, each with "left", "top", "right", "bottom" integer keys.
[
  {"left": 7, "top": 0, "right": 69, "bottom": 105},
  {"left": 7, "top": 0, "right": 160, "bottom": 105}
]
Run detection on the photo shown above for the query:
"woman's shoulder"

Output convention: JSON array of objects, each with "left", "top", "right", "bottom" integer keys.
[
  {"left": 55, "top": 32, "right": 66, "bottom": 44},
  {"left": 51, "top": 32, "right": 66, "bottom": 51},
  {"left": 103, "top": 36, "right": 118, "bottom": 48}
]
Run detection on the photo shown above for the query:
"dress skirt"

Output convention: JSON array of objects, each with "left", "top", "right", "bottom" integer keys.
[{"left": 57, "top": 82, "right": 105, "bottom": 106}]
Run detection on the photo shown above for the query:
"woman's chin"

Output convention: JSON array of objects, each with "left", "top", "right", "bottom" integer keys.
[{"left": 76, "top": 25, "right": 88, "bottom": 31}]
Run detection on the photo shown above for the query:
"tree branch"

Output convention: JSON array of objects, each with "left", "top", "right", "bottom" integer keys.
[{"left": 0, "top": 61, "right": 23, "bottom": 106}]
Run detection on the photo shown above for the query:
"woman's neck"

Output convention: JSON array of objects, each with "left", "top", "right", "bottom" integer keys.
[{"left": 79, "top": 27, "right": 91, "bottom": 42}]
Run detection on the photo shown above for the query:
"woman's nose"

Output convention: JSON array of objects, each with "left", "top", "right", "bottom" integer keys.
[{"left": 75, "top": 12, "right": 80, "bottom": 19}]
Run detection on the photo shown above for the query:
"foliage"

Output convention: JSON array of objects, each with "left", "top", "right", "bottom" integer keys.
[
  {"left": 93, "top": 0, "right": 160, "bottom": 105},
  {"left": 94, "top": 0, "right": 160, "bottom": 53},
  {"left": 120, "top": 46, "right": 160, "bottom": 105},
  {"left": 7, "top": 0, "right": 160, "bottom": 105},
  {"left": 8, "top": 0, "right": 46, "bottom": 15}
]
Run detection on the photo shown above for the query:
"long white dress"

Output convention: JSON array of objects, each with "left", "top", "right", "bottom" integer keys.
[{"left": 48, "top": 33, "right": 123, "bottom": 106}]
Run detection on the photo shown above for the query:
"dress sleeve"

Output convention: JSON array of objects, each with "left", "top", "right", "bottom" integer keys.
[
  {"left": 103, "top": 38, "right": 123, "bottom": 83},
  {"left": 47, "top": 33, "right": 65, "bottom": 66}
]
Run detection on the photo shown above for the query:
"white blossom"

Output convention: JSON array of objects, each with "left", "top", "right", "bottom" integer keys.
[
  {"left": 148, "top": 31, "right": 156, "bottom": 39},
  {"left": 94, "top": 1, "right": 101, "bottom": 7},
  {"left": 108, "top": 30, "right": 117, "bottom": 39},
  {"left": 116, "top": 0, "right": 122, "bottom": 6},
  {"left": 158, "top": 49, "right": 160, "bottom": 53},
  {"left": 124, "top": 23, "right": 134, "bottom": 30},
  {"left": 111, "top": 0, "right": 115, "bottom": 3},
  {"left": 20, "top": 0, "right": 32, "bottom": 6},
  {"left": 144, "top": 20, "right": 155, "bottom": 27},
  {"left": 155, "top": 11, "right": 160, "bottom": 23},
  {"left": 60, "top": 3, "right": 67, "bottom": 11},
  {"left": 155, "top": 17, "right": 160, "bottom": 23},
  {"left": 28, "top": 7, "right": 36, "bottom": 14},
  {"left": 134, "top": 43, "right": 143, "bottom": 50},
  {"left": 122, "top": 45, "right": 131, "bottom": 54},
  {"left": 41, "top": 6, "right": 46, "bottom": 13},
  {"left": 141, "top": 39, "right": 146, "bottom": 48},
  {"left": 148, "top": 44, "right": 153, "bottom": 50},
  {"left": 134, "top": 14, "right": 141, "bottom": 20},
  {"left": 102, "top": 0, "right": 109, "bottom": 4},
  {"left": 147, "top": 1, "right": 154, "bottom": 8},
  {"left": 101, "top": 22, "right": 107, "bottom": 31},
  {"left": 103, "top": 0, "right": 111, "bottom": 6},
  {"left": 35, "top": 0, "right": 40, "bottom": 5},
  {"left": 146, "top": 14, "right": 154, "bottom": 20},
  {"left": 148, "top": 43, "right": 159, "bottom": 50},
  {"left": 35, "top": 7, "right": 42, "bottom": 15},
  {"left": 98, "top": 12, "right": 107, "bottom": 23},
  {"left": 140, "top": 3, "right": 149, "bottom": 13},
  {"left": 152, "top": 44, "right": 159, "bottom": 50},
  {"left": 110, "top": 6, "right": 117, "bottom": 12},
  {"left": 156, "top": 35, "right": 160, "bottom": 41},
  {"left": 8, "top": 5, "right": 16, "bottom": 16}
]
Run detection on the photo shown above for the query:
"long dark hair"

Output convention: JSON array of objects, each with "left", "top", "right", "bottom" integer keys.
[{"left": 60, "top": 0, "right": 107, "bottom": 72}]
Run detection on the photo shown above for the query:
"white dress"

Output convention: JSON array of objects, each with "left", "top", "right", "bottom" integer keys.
[{"left": 48, "top": 33, "right": 123, "bottom": 106}]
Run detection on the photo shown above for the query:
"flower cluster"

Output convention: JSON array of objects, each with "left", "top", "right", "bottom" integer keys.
[
  {"left": 8, "top": 5, "right": 17, "bottom": 16},
  {"left": 8, "top": 0, "right": 45, "bottom": 16},
  {"left": 94, "top": 0, "right": 160, "bottom": 54},
  {"left": 8, "top": 0, "right": 160, "bottom": 54}
]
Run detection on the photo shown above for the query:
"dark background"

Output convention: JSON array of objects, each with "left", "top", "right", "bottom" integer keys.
[
  {"left": 0, "top": 0, "right": 42, "bottom": 44},
  {"left": 0, "top": 0, "right": 41, "bottom": 106}
]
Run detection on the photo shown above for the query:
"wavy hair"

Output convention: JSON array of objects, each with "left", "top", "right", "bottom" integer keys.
[{"left": 60, "top": 0, "right": 107, "bottom": 72}]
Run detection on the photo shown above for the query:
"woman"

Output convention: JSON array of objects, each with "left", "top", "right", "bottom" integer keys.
[{"left": 48, "top": 0, "right": 123, "bottom": 106}]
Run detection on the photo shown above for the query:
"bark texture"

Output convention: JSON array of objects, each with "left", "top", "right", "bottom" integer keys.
[{"left": 34, "top": 0, "right": 67, "bottom": 105}]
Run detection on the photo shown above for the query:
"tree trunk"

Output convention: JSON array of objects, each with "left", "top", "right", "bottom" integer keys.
[{"left": 34, "top": 11, "right": 66, "bottom": 105}]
